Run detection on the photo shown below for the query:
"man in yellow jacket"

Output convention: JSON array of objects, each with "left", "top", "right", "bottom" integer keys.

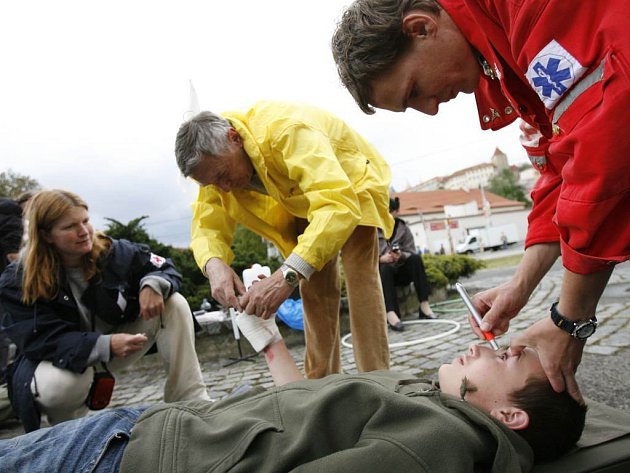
[{"left": 175, "top": 101, "right": 394, "bottom": 378}]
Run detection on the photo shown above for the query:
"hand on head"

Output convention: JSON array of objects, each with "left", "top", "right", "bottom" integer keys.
[
  {"left": 509, "top": 318, "right": 586, "bottom": 405},
  {"left": 469, "top": 282, "right": 585, "bottom": 404}
]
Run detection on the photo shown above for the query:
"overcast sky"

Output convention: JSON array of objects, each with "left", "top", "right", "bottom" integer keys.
[{"left": 1, "top": 0, "right": 528, "bottom": 248}]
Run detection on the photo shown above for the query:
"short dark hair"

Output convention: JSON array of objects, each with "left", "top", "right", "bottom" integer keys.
[
  {"left": 331, "top": 0, "right": 441, "bottom": 114},
  {"left": 510, "top": 378, "right": 587, "bottom": 462},
  {"left": 389, "top": 196, "right": 400, "bottom": 211}
]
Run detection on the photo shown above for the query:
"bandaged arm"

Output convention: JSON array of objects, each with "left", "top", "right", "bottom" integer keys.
[{"left": 236, "top": 314, "right": 303, "bottom": 386}]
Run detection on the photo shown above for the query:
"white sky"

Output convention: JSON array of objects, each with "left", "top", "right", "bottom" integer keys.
[{"left": 1, "top": 0, "right": 528, "bottom": 247}]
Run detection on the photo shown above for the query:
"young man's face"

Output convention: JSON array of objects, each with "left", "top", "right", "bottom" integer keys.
[
  {"left": 369, "top": 11, "right": 481, "bottom": 116},
  {"left": 438, "top": 345, "right": 546, "bottom": 412},
  {"left": 189, "top": 128, "right": 254, "bottom": 192}
]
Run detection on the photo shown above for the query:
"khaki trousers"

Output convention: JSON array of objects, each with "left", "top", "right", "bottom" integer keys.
[
  {"left": 301, "top": 225, "right": 389, "bottom": 378},
  {"left": 31, "top": 292, "right": 209, "bottom": 425}
]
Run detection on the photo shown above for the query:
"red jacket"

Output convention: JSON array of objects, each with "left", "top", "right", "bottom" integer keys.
[{"left": 440, "top": 0, "right": 630, "bottom": 274}]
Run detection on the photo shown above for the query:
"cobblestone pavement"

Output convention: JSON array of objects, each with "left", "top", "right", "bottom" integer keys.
[{"left": 1, "top": 261, "right": 628, "bottom": 439}]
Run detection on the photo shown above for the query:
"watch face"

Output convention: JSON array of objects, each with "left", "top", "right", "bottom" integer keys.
[
  {"left": 284, "top": 269, "right": 299, "bottom": 287},
  {"left": 575, "top": 322, "right": 596, "bottom": 339}
]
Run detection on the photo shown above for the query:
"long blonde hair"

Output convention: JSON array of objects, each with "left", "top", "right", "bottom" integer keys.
[{"left": 21, "top": 189, "right": 111, "bottom": 304}]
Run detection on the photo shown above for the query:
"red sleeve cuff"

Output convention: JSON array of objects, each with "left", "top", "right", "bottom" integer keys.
[{"left": 560, "top": 239, "right": 628, "bottom": 274}]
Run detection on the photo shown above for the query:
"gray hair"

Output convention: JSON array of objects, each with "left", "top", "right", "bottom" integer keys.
[
  {"left": 174, "top": 111, "right": 232, "bottom": 177},
  {"left": 331, "top": 0, "right": 441, "bottom": 114}
]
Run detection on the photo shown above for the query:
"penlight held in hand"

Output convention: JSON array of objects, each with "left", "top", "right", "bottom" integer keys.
[{"left": 455, "top": 283, "right": 499, "bottom": 351}]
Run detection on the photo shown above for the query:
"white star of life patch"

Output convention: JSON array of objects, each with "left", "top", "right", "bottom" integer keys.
[
  {"left": 526, "top": 40, "right": 586, "bottom": 109},
  {"left": 150, "top": 253, "right": 166, "bottom": 268}
]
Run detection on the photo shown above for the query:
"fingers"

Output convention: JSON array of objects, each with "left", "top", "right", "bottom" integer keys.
[
  {"left": 226, "top": 292, "right": 244, "bottom": 312},
  {"left": 507, "top": 344, "right": 525, "bottom": 356},
  {"left": 507, "top": 331, "right": 528, "bottom": 355},
  {"left": 241, "top": 298, "right": 274, "bottom": 320},
  {"left": 541, "top": 357, "right": 566, "bottom": 394},
  {"left": 234, "top": 277, "right": 247, "bottom": 298},
  {"left": 111, "top": 333, "right": 147, "bottom": 358},
  {"left": 139, "top": 287, "right": 164, "bottom": 319},
  {"left": 478, "top": 304, "right": 503, "bottom": 333},
  {"left": 564, "top": 372, "right": 585, "bottom": 405},
  {"left": 139, "top": 301, "right": 164, "bottom": 320},
  {"left": 467, "top": 314, "right": 486, "bottom": 340},
  {"left": 207, "top": 261, "right": 245, "bottom": 311},
  {"left": 212, "top": 285, "right": 243, "bottom": 312}
]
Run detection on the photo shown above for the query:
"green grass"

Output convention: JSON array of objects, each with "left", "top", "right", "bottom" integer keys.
[{"left": 481, "top": 254, "right": 523, "bottom": 269}]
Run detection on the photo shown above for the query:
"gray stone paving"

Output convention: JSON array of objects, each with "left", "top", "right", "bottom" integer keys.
[{"left": 1, "top": 261, "right": 628, "bottom": 439}]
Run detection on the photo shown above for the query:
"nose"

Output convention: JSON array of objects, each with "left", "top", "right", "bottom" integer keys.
[{"left": 468, "top": 344, "right": 480, "bottom": 357}]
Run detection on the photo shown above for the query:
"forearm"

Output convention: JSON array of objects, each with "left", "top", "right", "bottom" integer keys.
[
  {"left": 263, "top": 339, "right": 304, "bottom": 386},
  {"left": 511, "top": 242, "right": 561, "bottom": 297},
  {"left": 558, "top": 267, "right": 613, "bottom": 319}
]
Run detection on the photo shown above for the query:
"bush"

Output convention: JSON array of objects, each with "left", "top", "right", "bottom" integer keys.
[
  {"left": 424, "top": 264, "right": 449, "bottom": 289},
  {"left": 338, "top": 253, "right": 484, "bottom": 298},
  {"left": 423, "top": 254, "right": 485, "bottom": 288}
]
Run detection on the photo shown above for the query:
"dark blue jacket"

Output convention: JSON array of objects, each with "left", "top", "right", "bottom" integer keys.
[{"left": 0, "top": 238, "right": 182, "bottom": 431}]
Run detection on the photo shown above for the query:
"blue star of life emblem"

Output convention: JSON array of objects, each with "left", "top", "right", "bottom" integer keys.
[
  {"left": 526, "top": 40, "right": 586, "bottom": 110},
  {"left": 532, "top": 58, "right": 572, "bottom": 98}
]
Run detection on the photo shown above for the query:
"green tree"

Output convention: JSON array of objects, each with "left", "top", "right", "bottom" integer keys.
[
  {"left": 169, "top": 247, "right": 212, "bottom": 310},
  {"left": 102, "top": 217, "right": 210, "bottom": 307},
  {"left": 487, "top": 168, "right": 530, "bottom": 207},
  {"left": 230, "top": 225, "right": 281, "bottom": 277},
  {"left": 103, "top": 216, "right": 170, "bottom": 256},
  {"left": 101, "top": 218, "right": 284, "bottom": 311},
  {"left": 0, "top": 169, "right": 41, "bottom": 199}
]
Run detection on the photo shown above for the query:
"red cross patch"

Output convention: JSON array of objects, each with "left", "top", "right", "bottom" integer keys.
[{"left": 150, "top": 253, "right": 166, "bottom": 268}]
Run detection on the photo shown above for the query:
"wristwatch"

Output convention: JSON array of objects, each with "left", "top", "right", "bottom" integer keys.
[
  {"left": 549, "top": 302, "right": 598, "bottom": 340},
  {"left": 281, "top": 265, "right": 300, "bottom": 289}
]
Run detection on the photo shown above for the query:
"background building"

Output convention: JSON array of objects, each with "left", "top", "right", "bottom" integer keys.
[{"left": 392, "top": 189, "right": 528, "bottom": 254}]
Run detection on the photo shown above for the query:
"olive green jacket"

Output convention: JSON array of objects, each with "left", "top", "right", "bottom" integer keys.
[{"left": 121, "top": 371, "right": 533, "bottom": 473}]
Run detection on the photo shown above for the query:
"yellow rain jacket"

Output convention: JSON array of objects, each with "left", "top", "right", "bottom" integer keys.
[{"left": 190, "top": 101, "right": 394, "bottom": 273}]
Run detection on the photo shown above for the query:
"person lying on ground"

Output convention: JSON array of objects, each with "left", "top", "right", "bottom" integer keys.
[{"left": 0, "top": 309, "right": 586, "bottom": 472}]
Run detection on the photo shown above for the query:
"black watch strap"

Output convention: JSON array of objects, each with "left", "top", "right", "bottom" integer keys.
[{"left": 549, "top": 302, "right": 598, "bottom": 340}]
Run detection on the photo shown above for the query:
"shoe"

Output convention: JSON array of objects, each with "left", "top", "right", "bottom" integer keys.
[
  {"left": 419, "top": 309, "right": 437, "bottom": 320},
  {"left": 388, "top": 320, "right": 405, "bottom": 332}
]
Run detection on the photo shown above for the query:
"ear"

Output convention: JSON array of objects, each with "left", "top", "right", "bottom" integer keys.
[
  {"left": 490, "top": 407, "right": 530, "bottom": 431},
  {"left": 401, "top": 12, "right": 438, "bottom": 39},
  {"left": 227, "top": 127, "right": 243, "bottom": 146}
]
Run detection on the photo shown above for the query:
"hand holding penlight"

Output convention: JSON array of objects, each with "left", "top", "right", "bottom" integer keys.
[{"left": 455, "top": 283, "right": 499, "bottom": 350}]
